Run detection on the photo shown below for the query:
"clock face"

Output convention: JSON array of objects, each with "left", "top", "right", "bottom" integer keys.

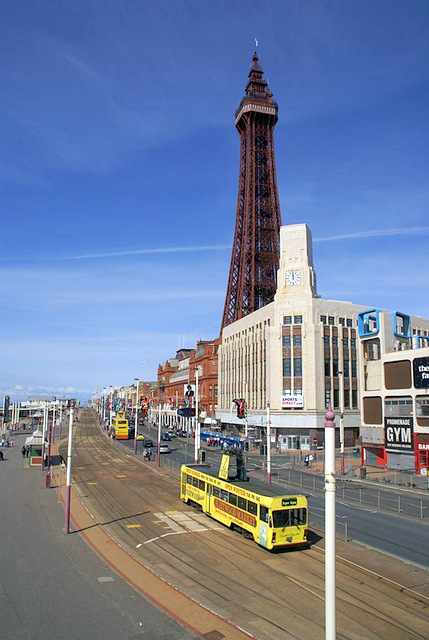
[{"left": 286, "top": 270, "right": 301, "bottom": 286}]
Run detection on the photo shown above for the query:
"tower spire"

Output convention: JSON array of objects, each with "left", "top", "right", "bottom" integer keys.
[{"left": 221, "top": 53, "right": 282, "bottom": 331}]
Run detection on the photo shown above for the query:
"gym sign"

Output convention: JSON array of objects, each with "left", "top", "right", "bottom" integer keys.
[{"left": 384, "top": 417, "right": 414, "bottom": 452}]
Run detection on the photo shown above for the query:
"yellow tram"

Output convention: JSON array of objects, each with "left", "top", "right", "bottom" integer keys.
[
  {"left": 180, "top": 452, "right": 308, "bottom": 551},
  {"left": 111, "top": 412, "right": 129, "bottom": 440}
]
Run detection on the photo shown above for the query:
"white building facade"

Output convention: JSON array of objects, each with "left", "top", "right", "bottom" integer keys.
[{"left": 217, "top": 224, "right": 429, "bottom": 451}]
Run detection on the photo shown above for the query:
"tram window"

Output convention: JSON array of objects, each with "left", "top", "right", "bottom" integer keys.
[
  {"left": 229, "top": 493, "right": 237, "bottom": 506},
  {"left": 198, "top": 480, "right": 205, "bottom": 491},
  {"left": 213, "top": 486, "right": 220, "bottom": 498},
  {"left": 187, "top": 475, "right": 193, "bottom": 485},
  {"left": 272, "top": 508, "right": 307, "bottom": 528},
  {"left": 221, "top": 489, "right": 228, "bottom": 502},
  {"left": 247, "top": 501, "right": 257, "bottom": 516},
  {"left": 260, "top": 506, "right": 269, "bottom": 523},
  {"left": 193, "top": 477, "right": 199, "bottom": 488},
  {"left": 238, "top": 497, "right": 247, "bottom": 511}
]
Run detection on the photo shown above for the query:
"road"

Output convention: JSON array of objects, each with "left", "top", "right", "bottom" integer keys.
[
  {"left": 123, "top": 425, "right": 429, "bottom": 567},
  {"left": 61, "top": 411, "right": 429, "bottom": 640}
]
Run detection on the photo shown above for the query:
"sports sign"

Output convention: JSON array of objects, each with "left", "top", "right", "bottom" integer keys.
[{"left": 281, "top": 395, "right": 303, "bottom": 408}]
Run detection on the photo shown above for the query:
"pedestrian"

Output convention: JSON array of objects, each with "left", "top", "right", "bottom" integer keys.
[
  {"left": 0, "top": 450, "right": 4, "bottom": 461},
  {"left": 21, "top": 445, "right": 26, "bottom": 457},
  {"left": 26, "top": 445, "right": 30, "bottom": 458},
  {"left": 147, "top": 447, "right": 152, "bottom": 461}
]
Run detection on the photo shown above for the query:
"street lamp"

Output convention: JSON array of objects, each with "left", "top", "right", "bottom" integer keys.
[
  {"left": 194, "top": 366, "right": 201, "bottom": 464},
  {"left": 266, "top": 402, "right": 272, "bottom": 484},
  {"left": 134, "top": 378, "right": 139, "bottom": 455},
  {"left": 338, "top": 371, "right": 345, "bottom": 476}
]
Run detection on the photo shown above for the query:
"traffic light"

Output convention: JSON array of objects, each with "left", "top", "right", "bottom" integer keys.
[{"left": 200, "top": 450, "right": 206, "bottom": 462}]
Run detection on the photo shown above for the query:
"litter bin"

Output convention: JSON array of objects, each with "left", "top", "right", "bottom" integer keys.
[
  {"left": 45, "top": 471, "right": 51, "bottom": 489},
  {"left": 360, "top": 467, "right": 367, "bottom": 479}
]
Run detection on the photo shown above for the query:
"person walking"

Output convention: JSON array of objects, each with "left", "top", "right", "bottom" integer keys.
[
  {"left": 26, "top": 445, "right": 30, "bottom": 458},
  {"left": 21, "top": 445, "right": 26, "bottom": 457}
]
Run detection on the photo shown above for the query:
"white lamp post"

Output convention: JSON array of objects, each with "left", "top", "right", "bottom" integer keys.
[
  {"left": 338, "top": 371, "right": 345, "bottom": 476},
  {"left": 134, "top": 378, "right": 139, "bottom": 455},
  {"left": 324, "top": 405, "right": 336, "bottom": 640},
  {"left": 266, "top": 402, "right": 271, "bottom": 484},
  {"left": 194, "top": 367, "right": 201, "bottom": 464},
  {"left": 157, "top": 401, "right": 161, "bottom": 467},
  {"left": 64, "top": 407, "right": 74, "bottom": 534}
]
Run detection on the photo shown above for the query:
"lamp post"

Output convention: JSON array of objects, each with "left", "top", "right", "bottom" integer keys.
[
  {"left": 266, "top": 402, "right": 271, "bottom": 484},
  {"left": 134, "top": 378, "right": 139, "bottom": 455},
  {"left": 338, "top": 371, "right": 345, "bottom": 476},
  {"left": 324, "top": 405, "right": 336, "bottom": 640},
  {"left": 41, "top": 401, "right": 47, "bottom": 469},
  {"left": 64, "top": 407, "right": 74, "bottom": 534},
  {"left": 244, "top": 381, "right": 248, "bottom": 439},
  {"left": 157, "top": 401, "right": 161, "bottom": 467},
  {"left": 194, "top": 367, "right": 200, "bottom": 464},
  {"left": 109, "top": 386, "right": 113, "bottom": 431}
]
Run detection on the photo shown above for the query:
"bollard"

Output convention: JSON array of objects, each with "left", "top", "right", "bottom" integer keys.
[{"left": 45, "top": 471, "right": 51, "bottom": 489}]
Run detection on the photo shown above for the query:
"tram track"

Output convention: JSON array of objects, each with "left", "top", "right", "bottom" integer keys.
[{"left": 58, "top": 410, "right": 429, "bottom": 640}]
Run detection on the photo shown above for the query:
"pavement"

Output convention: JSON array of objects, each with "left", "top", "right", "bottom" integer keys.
[
  {"left": 0, "top": 432, "right": 201, "bottom": 640},
  {"left": 3, "top": 422, "right": 428, "bottom": 640}
]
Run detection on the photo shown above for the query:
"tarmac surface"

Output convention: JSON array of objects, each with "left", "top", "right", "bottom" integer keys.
[
  {"left": 3, "top": 411, "right": 429, "bottom": 640},
  {"left": 0, "top": 433, "right": 200, "bottom": 640}
]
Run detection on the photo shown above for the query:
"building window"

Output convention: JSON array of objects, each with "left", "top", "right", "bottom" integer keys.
[
  {"left": 333, "top": 388, "right": 340, "bottom": 409},
  {"left": 294, "top": 315, "right": 303, "bottom": 324},
  {"left": 283, "top": 316, "right": 292, "bottom": 325},
  {"left": 333, "top": 359, "right": 339, "bottom": 377},
  {"left": 352, "top": 390, "right": 358, "bottom": 409},
  {"left": 214, "top": 386, "right": 218, "bottom": 397},
  {"left": 293, "top": 335, "right": 302, "bottom": 348},
  {"left": 343, "top": 360, "right": 350, "bottom": 377},
  {"left": 385, "top": 396, "right": 412, "bottom": 417},
  {"left": 347, "top": 319, "right": 353, "bottom": 327},
  {"left": 324, "top": 336, "right": 330, "bottom": 347},
  {"left": 283, "top": 388, "right": 291, "bottom": 395},
  {"left": 294, "top": 358, "right": 302, "bottom": 377},
  {"left": 344, "top": 389, "right": 350, "bottom": 409},
  {"left": 294, "top": 388, "right": 302, "bottom": 395},
  {"left": 351, "top": 360, "right": 357, "bottom": 378},
  {"left": 332, "top": 336, "right": 338, "bottom": 348},
  {"left": 351, "top": 338, "right": 356, "bottom": 349},
  {"left": 339, "top": 317, "right": 345, "bottom": 326},
  {"left": 328, "top": 316, "right": 335, "bottom": 325},
  {"left": 325, "top": 389, "right": 331, "bottom": 408},
  {"left": 342, "top": 338, "right": 348, "bottom": 349},
  {"left": 324, "top": 359, "right": 330, "bottom": 377},
  {"left": 321, "top": 315, "right": 327, "bottom": 324},
  {"left": 283, "top": 358, "right": 291, "bottom": 377},
  {"left": 282, "top": 335, "right": 291, "bottom": 347}
]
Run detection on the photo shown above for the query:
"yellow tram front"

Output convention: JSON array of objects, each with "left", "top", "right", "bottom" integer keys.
[{"left": 112, "top": 412, "right": 129, "bottom": 440}]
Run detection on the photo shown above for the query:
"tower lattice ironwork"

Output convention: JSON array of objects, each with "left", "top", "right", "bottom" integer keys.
[{"left": 221, "top": 52, "right": 282, "bottom": 331}]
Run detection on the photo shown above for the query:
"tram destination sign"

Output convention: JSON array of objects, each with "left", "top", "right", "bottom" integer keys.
[
  {"left": 413, "top": 356, "right": 429, "bottom": 388},
  {"left": 384, "top": 417, "right": 414, "bottom": 452}
]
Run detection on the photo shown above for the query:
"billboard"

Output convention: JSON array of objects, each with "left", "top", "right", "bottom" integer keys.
[
  {"left": 413, "top": 356, "right": 429, "bottom": 388},
  {"left": 384, "top": 417, "right": 414, "bottom": 452},
  {"left": 281, "top": 395, "right": 304, "bottom": 408}
]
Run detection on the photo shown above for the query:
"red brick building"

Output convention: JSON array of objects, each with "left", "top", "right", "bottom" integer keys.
[{"left": 157, "top": 339, "right": 220, "bottom": 417}]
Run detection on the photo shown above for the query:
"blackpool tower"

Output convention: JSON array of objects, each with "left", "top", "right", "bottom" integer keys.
[{"left": 221, "top": 51, "right": 282, "bottom": 330}]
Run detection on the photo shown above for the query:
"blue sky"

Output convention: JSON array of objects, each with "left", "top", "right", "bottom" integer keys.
[{"left": 1, "top": 0, "right": 429, "bottom": 401}]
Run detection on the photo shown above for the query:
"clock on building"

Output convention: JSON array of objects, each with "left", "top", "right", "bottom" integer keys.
[{"left": 286, "top": 270, "right": 301, "bottom": 286}]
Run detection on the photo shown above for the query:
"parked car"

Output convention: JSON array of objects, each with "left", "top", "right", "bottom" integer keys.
[
  {"left": 167, "top": 430, "right": 176, "bottom": 437},
  {"left": 159, "top": 443, "right": 170, "bottom": 454},
  {"left": 176, "top": 430, "right": 188, "bottom": 437},
  {"left": 161, "top": 433, "right": 171, "bottom": 441},
  {"left": 144, "top": 439, "right": 154, "bottom": 448}
]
